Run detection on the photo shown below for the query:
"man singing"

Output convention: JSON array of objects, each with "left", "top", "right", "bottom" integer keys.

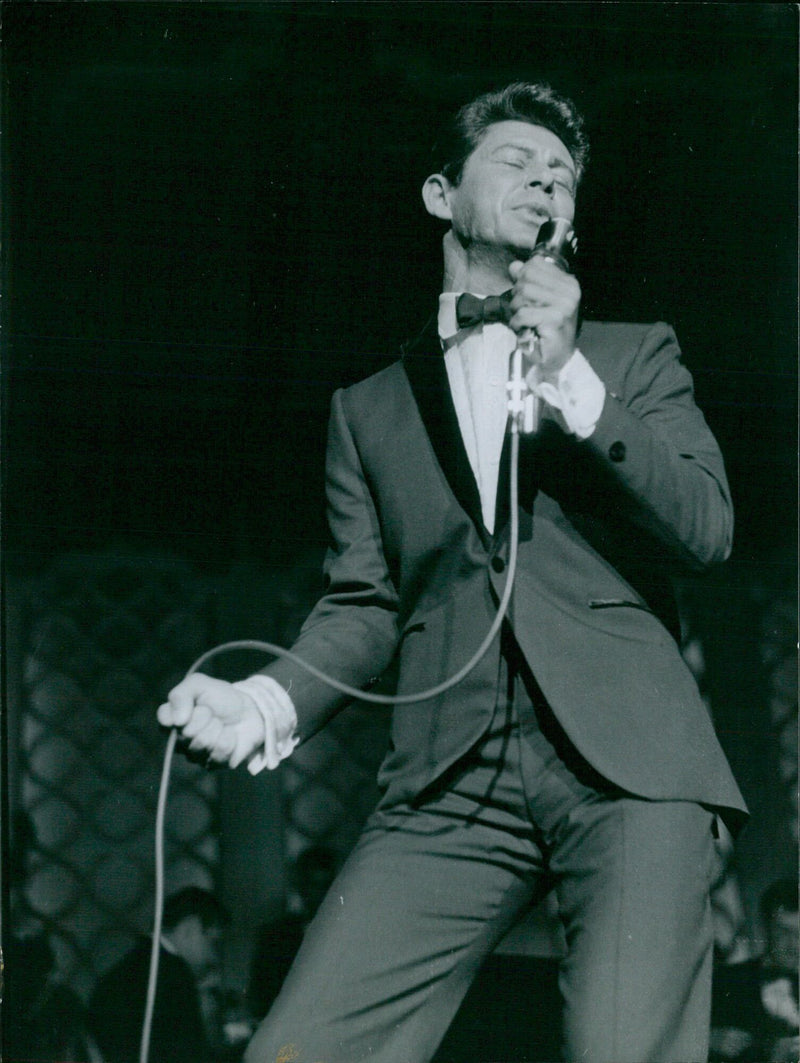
[{"left": 159, "top": 82, "right": 746, "bottom": 1062}]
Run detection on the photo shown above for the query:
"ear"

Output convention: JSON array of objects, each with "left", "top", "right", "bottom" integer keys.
[{"left": 421, "top": 174, "right": 453, "bottom": 221}]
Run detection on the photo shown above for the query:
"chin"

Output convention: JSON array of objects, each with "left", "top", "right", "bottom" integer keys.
[
  {"left": 502, "top": 227, "right": 540, "bottom": 258},
  {"left": 505, "top": 239, "right": 538, "bottom": 261}
]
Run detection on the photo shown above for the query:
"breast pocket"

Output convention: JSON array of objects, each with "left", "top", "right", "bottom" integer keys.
[{"left": 588, "top": 597, "right": 655, "bottom": 616}]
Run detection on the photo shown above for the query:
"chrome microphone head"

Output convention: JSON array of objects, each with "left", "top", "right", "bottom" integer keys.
[{"left": 530, "top": 217, "right": 578, "bottom": 273}]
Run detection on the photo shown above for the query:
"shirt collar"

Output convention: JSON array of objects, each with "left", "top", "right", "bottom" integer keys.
[{"left": 437, "top": 292, "right": 460, "bottom": 344}]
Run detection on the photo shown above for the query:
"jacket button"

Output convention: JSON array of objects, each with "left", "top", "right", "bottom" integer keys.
[
  {"left": 491, "top": 556, "right": 505, "bottom": 573},
  {"left": 609, "top": 440, "right": 626, "bottom": 462}
]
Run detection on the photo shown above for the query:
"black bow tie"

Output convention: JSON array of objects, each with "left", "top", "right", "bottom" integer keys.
[{"left": 455, "top": 290, "right": 513, "bottom": 330}]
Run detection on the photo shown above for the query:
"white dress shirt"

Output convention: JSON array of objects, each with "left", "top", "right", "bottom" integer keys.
[{"left": 438, "top": 292, "right": 606, "bottom": 533}]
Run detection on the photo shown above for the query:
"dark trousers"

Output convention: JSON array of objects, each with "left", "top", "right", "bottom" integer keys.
[{"left": 246, "top": 647, "right": 719, "bottom": 1063}]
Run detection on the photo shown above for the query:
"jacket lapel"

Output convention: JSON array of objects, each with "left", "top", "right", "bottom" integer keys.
[
  {"left": 494, "top": 429, "right": 539, "bottom": 540},
  {"left": 401, "top": 316, "right": 490, "bottom": 548}
]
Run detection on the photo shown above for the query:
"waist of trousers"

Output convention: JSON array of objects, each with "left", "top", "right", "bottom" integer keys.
[{"left": 442, "top": 628, "right": 617, "bottom": 835}]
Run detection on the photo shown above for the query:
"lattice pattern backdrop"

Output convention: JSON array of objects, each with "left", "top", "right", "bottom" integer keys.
[
  {"left": 266, "top": 547, "right": 392, "bottom": 895},
  {"left": 10, "top": 551, "right": 220, "bottom": 1000},
  {"left": 756, "top": 571, "right": 798, "bottom": 858},
  {"left": 281, "top": 703, "right": 391, "bottom": 882},
  {"left": 7, "top": 547, "right": 796, "bottom": 1001}
]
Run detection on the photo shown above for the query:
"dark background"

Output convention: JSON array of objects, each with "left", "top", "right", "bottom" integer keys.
[{"left": 4, "top": 1, "right": 797, "bottom": 573}]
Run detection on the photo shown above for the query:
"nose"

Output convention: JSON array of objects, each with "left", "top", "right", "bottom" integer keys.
[{"left": 526, "top": 164, "right": 555, "bottom": 194}]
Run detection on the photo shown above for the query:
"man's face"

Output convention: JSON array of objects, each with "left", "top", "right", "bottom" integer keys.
[{"left": 443, "top": 120, "right": 576, "bottom": 258}]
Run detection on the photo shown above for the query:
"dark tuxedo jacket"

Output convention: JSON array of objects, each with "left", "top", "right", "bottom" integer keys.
[{"left": 267, "top": 317, "right": 746, "bottom": 829}]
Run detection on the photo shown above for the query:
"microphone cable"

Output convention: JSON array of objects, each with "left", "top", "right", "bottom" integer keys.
[
  {"left": 140, "top": 726, "right": 177, "bottom": 1063},
  {"left": 141, "top": 421, "right": 526, "bottom": 1063}
]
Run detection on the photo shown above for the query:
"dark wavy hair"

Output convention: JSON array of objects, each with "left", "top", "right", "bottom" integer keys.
[{"left": 434, "top": 82, "right": 590, "bottom": 187}]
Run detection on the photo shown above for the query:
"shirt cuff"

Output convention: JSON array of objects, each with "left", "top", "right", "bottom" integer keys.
[
  {"left": 530, "top": 348, "right": 606, "bottom": 439},
  {"left": 232, "top": 675, "right": 299, "bottom": 774}
]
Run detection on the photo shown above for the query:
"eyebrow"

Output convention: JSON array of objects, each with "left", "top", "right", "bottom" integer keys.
[{"left": 490, "top": 141, "right": 575, "bottom": 176}]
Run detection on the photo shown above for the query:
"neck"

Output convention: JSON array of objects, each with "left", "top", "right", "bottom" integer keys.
[{"left": 440, "top": 230, "right": 515, "bottom": 294}]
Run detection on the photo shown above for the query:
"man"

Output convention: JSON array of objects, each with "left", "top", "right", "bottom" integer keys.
[
  {"left": 711, "top": 879, "right": 799, "bottom": 1062},
  {"left": 159, "top": 83, "right": 747, "bottom": 1062},
  {"left": 89, "top": 886, "right": 228, "bottom": 1063}
]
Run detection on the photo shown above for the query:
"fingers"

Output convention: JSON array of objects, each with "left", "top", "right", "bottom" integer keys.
[
  {"left": 509, "top": 256, "right": 578, "bottom": 312},
  {"left": 157, "top": 673, "right": 266, "bottom": 770},
  {"left": 508, "top": 301, "right": 565, "bottom": 336},
  {"left": 191, "top": 719, "right": 242, "bottom": 768},
  {"left": 202, "top": 708, "right": 262, "bottom": 770},
  {"left": 507, "top": 257, "right": 580, "bottom": 369},
  {"left": 182, "top": 701, "right": 214, "bottom": 740},
  {"left": 214, "top": 728, "right": 239, "bottom": 765},
  {"left": 187, "top": 713, "right": 223, "bottom": 752},
  {"left": 157, "top": 673, "right": 223, "bottom": 728},
  {"left": 228, "top": 728, "right": 256, "bottom": 770}
]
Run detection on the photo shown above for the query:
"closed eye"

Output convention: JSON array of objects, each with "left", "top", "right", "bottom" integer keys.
[
  {"left": 494, "top": 154, "right": 526, "bottom": 169},
  {"left": 552, "top": 168, "right": 576, "bottom": 194},
  {"left": 490, "top": 144, "right": 576, "bottom": 193}
]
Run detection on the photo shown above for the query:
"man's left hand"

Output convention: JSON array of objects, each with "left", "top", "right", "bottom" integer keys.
[{"left": 507, "top": 255, "right": 580, "bottom": 380}]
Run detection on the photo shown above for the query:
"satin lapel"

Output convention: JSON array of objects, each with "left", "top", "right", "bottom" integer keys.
[
  {"left": 494, "top": 428, "right": 539, "bottom": 542},
  {"left": 401, "top": 317, "right": 490, "bottom": 548}
]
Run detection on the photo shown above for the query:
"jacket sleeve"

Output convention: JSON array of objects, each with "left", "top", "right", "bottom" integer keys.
[
  {"left": 263, "top": 387, "right": 401, "bottom": 741},
  {"left": 582, "top": 322, "right": 733, "bottom": 570}
]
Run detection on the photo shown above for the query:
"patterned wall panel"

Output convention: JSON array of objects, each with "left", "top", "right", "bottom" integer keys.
[
  {"left": 10, "top": 547, "right": 793, "bottom": 1005},
  {"left": 281, "top": 702, "right": 391, "bottom": 879},
  {"left": 756, "top": 577, "right": 798, "bottom": 849},
  {"left": 267, "top": 547, "right": 392, "bottom": 901},
  {"left": 9, "top": 551, "right": 221, "bottom": 1000}
]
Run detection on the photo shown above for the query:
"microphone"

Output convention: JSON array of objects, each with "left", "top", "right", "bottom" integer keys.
[
  {"left": 507, "top": 217, "right": 577, "bottom": 434},
  {"left": 518, "top": 216, "right": 577, "bottom": 353},
  {"left": 528, "top": 216, "right": 578, "bottom": 272}
]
